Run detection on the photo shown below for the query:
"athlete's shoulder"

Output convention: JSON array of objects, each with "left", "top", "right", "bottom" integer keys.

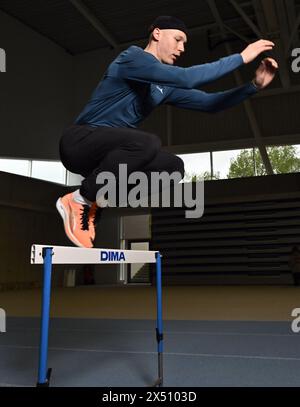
[
  {"left": 125, "top": 45, "right": 143, "bottom": 53},
  {"left": 116, "top": 45, "right": 155, "bottom": 62},
  {"left": 117, "top": 45, "right": 141, "bottom": 57}
]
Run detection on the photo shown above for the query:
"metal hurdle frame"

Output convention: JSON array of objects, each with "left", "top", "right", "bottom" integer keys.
[{"left": 30, "top": 244, "right": 163, "bottom": 387}]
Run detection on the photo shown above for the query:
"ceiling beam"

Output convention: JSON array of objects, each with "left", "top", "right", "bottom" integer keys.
[
  {"left": 223, "top": 23, "right": 251, "bottom": 43},
  {"left": 252, "top": 0, "right": 268, "bottom": 34},
  {"left": 84, "top": 12, "right": 262, "bottom": 51},
  {"left": 230, "top": 0, "right": 262, "bottom": 36},
  {"left": 206, "top": 0, "right": 274, "bottom": 175},
  {"left": 261, "top": 0, "right": 291, "bottom": 89},
  {"left": 69, "top": 0, "right": 119, "bottom": 49},
  {"left": 286, "top": 7, "right": 300, "bottom": 56},
  {"left": 274, "top": 0, "right": 291, "bottom": 55},
  {"left": 251, "top": 0, "right": 291, "bottom": 89}
]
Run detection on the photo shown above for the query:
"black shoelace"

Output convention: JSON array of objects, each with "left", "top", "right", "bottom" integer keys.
[{"left": 80, "top": 205, "right": 90, "bottom": 231}]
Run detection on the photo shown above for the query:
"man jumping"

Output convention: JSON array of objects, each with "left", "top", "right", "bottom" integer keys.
[{"left": 57, "top": 16, "right": 278, "bottom": 248}]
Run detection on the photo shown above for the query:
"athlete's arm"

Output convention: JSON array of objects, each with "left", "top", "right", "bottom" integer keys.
[
  {"left": 164, "top": 82, "right": 258, "bottom": 112},
  {"left": 116, "top": 48, "right": 244, "bottom": 89},
  {"left": 115, "top": 40, "right": 275, "bottom": 89}
]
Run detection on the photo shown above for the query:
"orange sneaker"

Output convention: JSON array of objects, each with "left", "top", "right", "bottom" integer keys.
[
  {"left": 56, "top": 192, "right": 94, "bottom": 248},
  {"left": 88, "top": 203, "right": 103, "bottom": 242}
]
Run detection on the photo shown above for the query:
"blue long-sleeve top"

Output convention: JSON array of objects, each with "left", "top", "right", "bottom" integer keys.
[{"left": 75, "top": 45, "right": 258, "bottom": 128}]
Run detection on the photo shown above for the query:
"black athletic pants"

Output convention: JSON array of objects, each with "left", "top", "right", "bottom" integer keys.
[{"left": 59, "top": 124, "right": 185, "bottom": 203}]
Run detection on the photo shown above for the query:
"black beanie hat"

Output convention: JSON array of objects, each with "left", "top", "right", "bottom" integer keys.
[{"left": 148, "top": 16, "right": 188, "bottom": 36}]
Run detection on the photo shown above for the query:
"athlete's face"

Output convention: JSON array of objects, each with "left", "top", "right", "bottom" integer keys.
[{"left": 154, "top": 29, "right": 187, "bottom": 64}]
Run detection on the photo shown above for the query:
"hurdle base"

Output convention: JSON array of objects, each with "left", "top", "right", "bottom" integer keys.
[
  {"left": 152, "top": 378, "right": 163, "bottom": 387},
  {"left": 36, "top": 368, "right": 52, "bottom": 387}
]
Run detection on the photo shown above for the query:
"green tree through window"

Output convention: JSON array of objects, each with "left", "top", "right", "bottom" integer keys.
[{"left": 228, "top": 146, "right": 300, "bottom": 178}]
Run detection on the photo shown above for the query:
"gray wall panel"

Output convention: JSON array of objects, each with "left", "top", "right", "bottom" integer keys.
[{"left": 0, "top": 10, "right": 74, "bottom": 160}]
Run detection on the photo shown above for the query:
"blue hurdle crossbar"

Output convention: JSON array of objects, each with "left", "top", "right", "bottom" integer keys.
[{"left": 30, "top": 244, "right": 163, "bottom": 387}]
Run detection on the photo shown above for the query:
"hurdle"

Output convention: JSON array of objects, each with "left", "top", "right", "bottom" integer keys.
[{"left": 30, "top": 244, "right": 163, "bottom": 387}]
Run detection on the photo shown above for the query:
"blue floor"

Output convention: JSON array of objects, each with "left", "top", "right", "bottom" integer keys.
[{"left": 0, "top": 318, "right": 300, "bottom": 387}]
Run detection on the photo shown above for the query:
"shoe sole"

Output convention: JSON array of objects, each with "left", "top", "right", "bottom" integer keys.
[{"left": 56, "top": 197, "right": 87, "bottom": 248}]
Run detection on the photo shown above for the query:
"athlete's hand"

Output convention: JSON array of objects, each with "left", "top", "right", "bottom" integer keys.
[
  {"left": 241, "top": 40, "right": 275, "bottom": 64},
  {"left": 253, "top": 58, "right": 278, "bottom": 89}
]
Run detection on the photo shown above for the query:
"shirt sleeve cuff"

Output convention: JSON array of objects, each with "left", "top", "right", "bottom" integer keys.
[
  {"left": 251, "top": 79, "right": 261, "bottom": 92},
  {"left": 249, "top": 80, "right": 260, "bottom": 93}
]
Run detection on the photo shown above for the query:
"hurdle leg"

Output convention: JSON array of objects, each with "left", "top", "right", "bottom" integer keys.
[
  {"left": 154, "top": 252, "right": 163, "bottom": 387},
  {"left": 37, "top": 247, "right": 53, "bottom": 387}
]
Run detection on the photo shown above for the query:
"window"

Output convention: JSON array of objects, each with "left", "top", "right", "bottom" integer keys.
[
  {"left": 213, "top": 149, "right": 249, "bottom": 179},
  {"left": 66, "top": 171, "right": 84, "bottom": 186},
  {"left": 0, "top": 158, "right": 31, "bottom": 177},
  {"left": 266, "top": 145, "right": 300, "bottom": 175},
  {"left": 293, "top": 144, "right": 300, "bottom": 159},
  {"left": 177, "top": 152, "right": 211, "bottom": 182},
  {"left": 31, "top": 160, "right": 66, "bottom": 184},
  {"left": 1, "top": 144, "right": 300, "bottom": 185}
]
